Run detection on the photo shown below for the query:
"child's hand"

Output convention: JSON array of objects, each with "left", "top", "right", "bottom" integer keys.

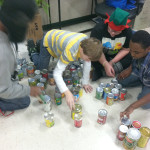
[
  {"left": 64, "top": 90, "right": 75, "bottom": 111},
  {"left": 118, "top": 65, "right": 132, "bottom": 80},
  {"left": 30, "top": 87, "right": 42, "bottom": 97},
  {"left": 104, "top": 61, "right": 115, "bottom": 77},
  {"left": 120, "top": 106, "right": 134, "bottom": 119},
  {"left": 83, "top": 84, "right": 93, "bottom": 93}
]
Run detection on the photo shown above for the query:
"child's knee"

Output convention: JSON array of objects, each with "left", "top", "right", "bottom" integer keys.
[{"left": 20, "top": 96, "right": 30, "bottom": 108}]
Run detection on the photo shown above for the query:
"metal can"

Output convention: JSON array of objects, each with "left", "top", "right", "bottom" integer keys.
[
  {"left": 117, "top": 125, "right": 128, "bottom": 141},
  {"left": 112, "top": 88, "right": 119, "bottom": 101},
  {"left": 44, "top": 112, "right": 54, "bottom": 128},
  {"left": 70, "top": 65, "right": 76, "bottom": 72},
  {"left": 21, "top": 64, "right": 27, "bottom": 76},
  {"left": 34, "top": 70, "right": 41, "bottom": 76},
  {"left": 40, "top": 77, "right": 47, "bottom": 88},
  {"left": 74, "top": 86, "right": 83, "bottom": 98},
  {"left": 120, "top": 88, "right": 127, "bottom": 101},
  {"left": 106, "top": 93, "right": 114, "bottom": 106},
  {"left": 71, "top": 104, "right": 82, "bottom": 120},
  {"left": 48, "top": 71, "right": 55, "bottom": 85},
  {"left": 41, "top": 69, "right": 48, "bottom": 80},
  {"left": 28, "top": 78, "right": 37, "bottom": 86},
  {"left": 64, "top": 75, "right": 72, "bottom": 85},
  {"left": 111, "top": 78, "right": 118, "bottom": 85},
  {"left": 17, "top": 65, "right": 24, "bottom": 80},
  {"left": 131, "top": 120, "right": 141, "bottom": 129},
  {"left": 137, "top": 127, "right": 150, "bottom": 148},
  {"left": 103, "top": 88, "right": 111, "bottom": 100},
  {"left": 95, "top": 87, "right": 103, "bottom": 100},
  {"left": 27, "top": 62, "right": 34, "bottom": 77},
  {"left": 71, "top": 70, "right": 78, "bottom": 78},
  {"left": 37, "top": 82, "right": 45, "bottom": 91},
  {"left": 72, "top": 91, "right": 79, "bottom": 102},
  {"left": 77, "top": 67, "right": 82, "bottom": 78},
  {"left": 43, "top": 95, "right": 52, "bottom": 112},
  {"left": 54, "top": 93, "right": 62, "bottom": 105},
  {"left": 73, "top": 76, "right": 80, "bottom": 87},
  {"left": 97, "top": 109, "right": 107, "bottom": 125},
  {"left": 115, "top": 84, "right": 122, "bottom": 90},
  {"left": 121, "top": 117, "right": 132, "bottom": 128},
  {"left": 34, "top": 74, "right": 42, "bottom": 83},
  {"left": 99, "top": 82, "right": 106, "bottom": 89},
  {"left": 74, "top": 113, "right": 82, "bottom": 128},
  {"left": 123, "top": 128, "right": 141, "bottom": 150}
]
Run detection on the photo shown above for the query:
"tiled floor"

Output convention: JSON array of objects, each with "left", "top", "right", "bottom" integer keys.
[{"left": 1, "top": 4, "right": 150, "bottom": 150}]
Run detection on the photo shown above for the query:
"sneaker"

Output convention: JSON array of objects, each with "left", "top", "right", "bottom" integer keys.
[
  {"left": 27, "top": 39, "right": 37, "bottom": 56},
  {"left": 35, "top": 39, "right": 41, "bottom": 53}
]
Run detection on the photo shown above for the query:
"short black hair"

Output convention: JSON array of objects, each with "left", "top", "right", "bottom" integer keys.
[{"left": 131, "top": 30, "right": 150, "bottom": 49}]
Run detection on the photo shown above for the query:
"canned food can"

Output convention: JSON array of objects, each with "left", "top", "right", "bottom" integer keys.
[
  {"left": 43, "top": 95, "right": 52, "bottom": 112},
  {"left": 70, "top": 65, "right": 76, "bottom": 72},
  {"left": 120, "top": 88, "right": 127, "bottom": 101},
  {"left": 34, "top": 70, "right": 41, "bottom": 75},
  {"left": 77, "top": 67, "right": 83, "bottom": 78},
  {"left": 111, "top": 88, "right": 119, "bottom": 101},
  {"left": 48, "top": 71, "right": 55, "bottom": 85},
  {"left": 34, "top": 74, "right": 42, "bottom": 83},
  {"left": 115, "top": 84, "right": 122, "bottom": 90},
  {"left": 103, "top": 88, "right": 111, "bottom": 100},
  {"left": 37, "top": 82, "right": 45, "bottom": 91},
  {"left": 106, "top": 93, "right": 114, "bottom": 106},
  {"left": 74, "top": 114, "right": 82, "bottom": 128},
  {"left": 40, "top": 77, "right": 47, "bottom": 88},
  {"left": 54, "top": 93, "right": 62, "bottom": 105},
  {"left": 97, "top": 109, "right": 107, "bottom": 125},
  {"left": 72, "top": 91, "right": 79, "bottom": 102},
  {"left": 28, "top": 78, "right": 37, "bottom": 86},
  {"left": 95, "top": 87, "right": 103, "bottom": 100},
  {"left": 111, "top": 78, "right": 118, "bottom": 85},
  {"left": 21, "top": 64, "right": 27, "bottom": 76},
  {"left": 41, "top": 69, "right": 48, "bottom": 80},
  {"left": 121, "top": 117, "right": 132, "bottom": 128},
  {"left": 79, "top": 87, "right": 83, "bottom": 98},
  {"left": 73, "top": 76, "right": 80, "bottom": 87},
  {"left": 131, "top": 120, "right": 141, "bottom": 129},
  {"left": 123, "top": 128, "right": 141, "bottom": 150},
  {"left": 137, "top": 127, "right": 150, "bottom": 148},
  {"left": 44, "top": 112, "right": 54, "bottom": 128},
  {"left": 17, "top": 65, "right": 24, "bottom": 80},
  {"left": 99, "top": 82, "right": 106, "bottom": 89},
  {"left": 71, "top": 104, "right": 82, "bottom": 120},
  {"left": 117, "top": 125, "right": 128, "bottom": 141}
]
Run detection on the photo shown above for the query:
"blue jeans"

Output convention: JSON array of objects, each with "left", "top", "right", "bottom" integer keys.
[
  {"left": 0, "top": 96, "right": 30, "bottom": 111},
  {"left": 31, "top": 37, "right": 51, "bottom": 70},
  {"left": 118, "top": 73, "right": 150, "bottom": 109}
]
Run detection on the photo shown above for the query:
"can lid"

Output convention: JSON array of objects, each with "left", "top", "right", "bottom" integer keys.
[
  {"left": 41, "top": 69, "right": 48, "bottom": 74},
  {"left": 74, "top": 114, "right": 82, "bottom": 120},
  {"left": 103, "top": 87, "right": 111, "bottom": 93},
  {"left": 35, "top": 70, "right": 41, "bottom": 75},
  {"left": 115, "top": 84, "right": 122, "bottom": 90},
  {"left": 40, "top": 77, "right": 47, "bottom": 82},
  {"left": 107, "top": 93, "right": 114, "bottom": 98},
  {"left": 119, "top": 125, "right": 128, "bottom": 133},
  {"left": 120, "top": 88, "right": 127, "bottom": 93},
  {"left": 132, "top": 120, "right": 141, "bottom": 129},
  {"left": 37, "top": 82, "right": 44, "bottom": 87},
  {"left": 139, "top": 127, "right": 150, "bottom": 137},
  {"left": 111, "top": 88, "right": 119, "bottom": 94},
  {"left": 127, "top": 128, "right": 141, "bottom": 140},
  {"left": 99, "top": 83, "right": 106, "bottom": 88},
  {"left": 28, "top": 78, "right": 35, "bottom": 82},
  {"left": 75, "top": 104, "right": 82, "bottom": 112},
  {"left": 96, "top": 87, "right": 103, "bottom": 92},
  {"left": 121, "top": 117, "right": 131, "bottom": 126},
  {"left": 98, "top": 109, "right": 107, "bottom": 116},
  {"left": 43, "top": 95, "right": 51, "bottom": 103}
]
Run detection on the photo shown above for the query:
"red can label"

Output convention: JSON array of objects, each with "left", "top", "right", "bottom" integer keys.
[
  {"left": 74, "top": 119, "right": 82, "bottom": 128},
  {"left": 97, "top": 116, "right": 106, "bottom": 125},
  {"left": 42, "top": 73, "right": 48, "bottom": 80},
  {"left": 120, "top": 93, "right": 126, "bottom": 101}
]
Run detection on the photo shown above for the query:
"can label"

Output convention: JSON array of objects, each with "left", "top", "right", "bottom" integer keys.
[
  {"left": 123, "top": 136, "right": 137, "bottom": 149},
  {"left": 79, "top": 88, "right": 83, "bottom": 97},
  {"left": 106, "top": 97, "right": 114, "bottom": 106},
  {"left": 71, "top": 112, "right": 82, "bottom": 120},
  {"left": 55, "top": 97, "right": 62, "bottom": 105},
  {"left": 96, "top": 90, "right": 103, "bottom": 100},
  {"left": 74, "top": 93, "right": 79, "bottom": 102},
  {"left": 74, "top": 119, "right": 82, "bottom": 128},
  {"left": 45, "top": 119, "right": 54, "bottom": 128},
  {"left": 120, "top": 92, "right": 126, "bottom": 101},
  {"left": 117, "top": 131, "right": 126, "bottom": 141},
  {"left": 97, "top": 116, "right": 106, "bottom": 125}
]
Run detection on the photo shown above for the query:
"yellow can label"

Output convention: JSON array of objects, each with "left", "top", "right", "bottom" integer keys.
[
  {"left": 79, "top": 88, "right": 83, "bottom": 97},
  {"left": 45, "top": 119, "right": 54, "bottom": 128},
  {"left": 71, "top": 111, "right": 82, "bottom": 120}
]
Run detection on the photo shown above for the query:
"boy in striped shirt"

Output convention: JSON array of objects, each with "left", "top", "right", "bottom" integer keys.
[{"left": 29, "top": 29, "right": 103, "bottom": 110}]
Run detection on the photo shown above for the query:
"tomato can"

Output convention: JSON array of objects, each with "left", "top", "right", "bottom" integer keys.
[
  {"left": 106, "top": 93, "right": 114, "bottom": 106},
  {"left": 120, "top": 88, "right": 127, "bottom": 101},
  {"left": 117, "top": 125, "right": 128, "bottom": 141},
  {"left": 112, "top": 88, "right": 119, "bottom": 101},
  {"left": 97, "top": 109, "right": 107, "bottom": 125},
  {"left": 74, "top": 114, "right": 82, "bottom": 128},
  {"left": 95, "top": 87, "right": 103, "bottom": 100},
  {"left": 123, "top": 128, "right": 141, "bottom": 150},
  {"left": 137, "top": 127, "right": 150, "bottom": 148},
  {"left": 71, "top": 104, "right": 82, "bottom": 120},
  {"left": 131, "top": 120, "right": 141, "bottom": 129},
  {"left": 103, "top": 87, "right": 111, "bottom": 100}
]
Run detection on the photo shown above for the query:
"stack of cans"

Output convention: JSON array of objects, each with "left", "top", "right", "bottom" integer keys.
[{"left": 95, "top": 78, "right": 127, "bottom": 106}]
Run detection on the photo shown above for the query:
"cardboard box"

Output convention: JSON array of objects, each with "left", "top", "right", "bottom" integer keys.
[{"left": 26, "top": 13, "right": 43, "bottom": 43}]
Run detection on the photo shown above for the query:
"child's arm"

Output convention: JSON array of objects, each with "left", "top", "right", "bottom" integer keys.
[
  {"left": 109, "top": 48, "right": 130, "bottom": 64},
  {"left": 53, "top": 60, "right": 75, "bottom": 110},
  {"left": 120, "top": 93, "right": 150, "bottom": 118},
  {"left": 82, "top": 61, "right": 93, "bottom": 93}
]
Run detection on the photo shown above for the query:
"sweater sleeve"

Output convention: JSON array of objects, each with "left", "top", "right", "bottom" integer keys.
[{"left": 53, "top": 60, "right": 68, "bottom": 93}]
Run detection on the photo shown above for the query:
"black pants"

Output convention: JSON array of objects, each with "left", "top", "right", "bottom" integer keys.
[{"left": 92, "top": 53, "right": 132, "bottom": 76}]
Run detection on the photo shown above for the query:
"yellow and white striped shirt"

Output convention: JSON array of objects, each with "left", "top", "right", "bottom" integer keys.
[{"left": 43, "top": 29, "right": 88, "bottom": 64}]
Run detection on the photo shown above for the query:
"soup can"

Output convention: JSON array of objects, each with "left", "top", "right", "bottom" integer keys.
[
  {"left": 37, "top": 82, "right": 45, "bottom": 91},
  {"left": 117, "top": 125, "right": 128, "bottom": 141},
  {"left": 27, "top": 62, "right": 34, "bottom": 77},
  {"left": 115, "top": 84, "right": 122, "bottom": 90},
  {"left": 137, "top": 127, "right": 150, "bottom": 148},
  {"left": 123, "top": 128, "right": 141, "bottom": 150},
  {"left": 103, "top": 88, "right": 111, "bottom": 100},
  {"left": 41, "top": 69, "right": 48, "bottom": 80},
  {"left": 54, "top": 93, "right": 62, "bottom": 105},
  {"left": 120, "top": 88, "right": 127, "bottom": 101},
  {"left": 74, "top": 114, "right": 82, "bottom": 128},
  {"left": 71, "top": 104, "right": 82, "bottom": 120},
  {"left": 95, "top": 87, "right": 103, "bottom": 100},
  {"left": 112, "top": 88, "right": 119, "bottom": 101},
  {"left": 111, "top": 78, "right": 118, "bottom": 85},
  {"left": 97, "top": 109, "right": 107, "bottom": 125},
  {"left": 106, "top": 93, "right": 114, "bottom": 106},
  {"left": 121, "top": 117, "right": 132, "bottom": 128},
  {"left": 28, "top": 78, "right": 37, "bottom": 86},
  {"left": 40, "top": 77, "right": 47, "bottom": 88},
  {"left": 72, "top": 91, "right": 79, "bottom": 102},
  {"left": 131, "top": 120, "right": 141, "bottom": 130}
]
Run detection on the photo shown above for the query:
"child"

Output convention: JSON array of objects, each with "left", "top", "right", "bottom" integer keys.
[
  {"left": 91, "top": 8, "right": 132, "bottom": 81},
  {"left": 117, "top": 30, "right": 150, "bottom": 118},
  {"left": 28, "top": 29, "right": 103, "bottom": 110}
]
